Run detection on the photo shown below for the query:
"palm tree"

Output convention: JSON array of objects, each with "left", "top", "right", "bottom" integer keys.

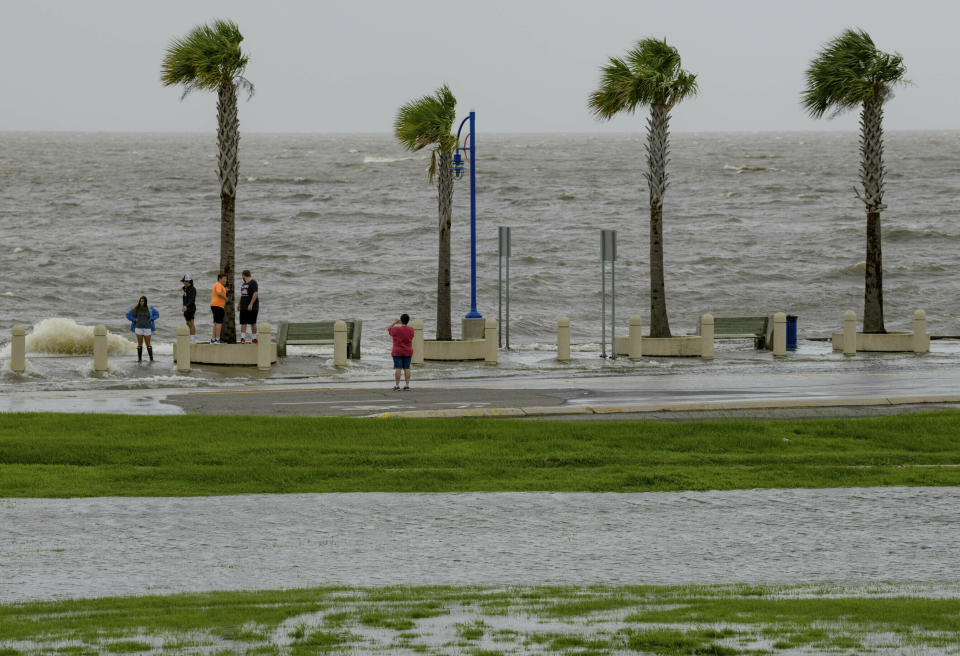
[
  {"left": 394, "top": 85, "right": 458, "bottom": 341},
  {"left": 161, "top": 19, "right": 254, "bottom": 343},
  {"left": 803, "top": 28, "right": 906, "bottom": 333},
  {"left": 588, "top": 39, "right": 698, "bottom": 338}
]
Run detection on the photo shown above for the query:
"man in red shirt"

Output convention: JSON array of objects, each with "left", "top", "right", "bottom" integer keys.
[{"left": 388, "top": 314, "right": 414, "bottom": 390}]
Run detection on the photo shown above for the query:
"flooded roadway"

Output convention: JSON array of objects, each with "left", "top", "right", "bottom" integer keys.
[{"left": 3, "top": 486, "right": 959, "bottom": 603}]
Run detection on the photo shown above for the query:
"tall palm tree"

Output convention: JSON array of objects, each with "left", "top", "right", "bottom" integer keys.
[
  {"left": 803, "top": 28, "right": 906, "bottom": 334},
  {"left": 394, "top": 85, "right": 458, "bottom": 341},
  {"left": 588, "top": 38, "right": 698, "bottom": 338},
  {"left": 161, "top": 19, "right": 253, "bottom": 343}
]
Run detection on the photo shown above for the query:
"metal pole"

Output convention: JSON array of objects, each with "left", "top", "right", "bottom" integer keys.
[
  {"left": 611, "top": 256, "right": 616, "bottom": 360},
  {"left": 601, "top": 234, "right": 606, "bottom": 359},
  {"left": 498, "top": 247, "right": 503, "bottom": 348},
  {"left": 506, "top": 244, "right": 510, "bottom": 350},
  {"left": 465, "top": 111, "right": 481, "bottom": 319}
]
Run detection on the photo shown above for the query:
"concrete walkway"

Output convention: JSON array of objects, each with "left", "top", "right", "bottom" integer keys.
[{"left": 3, "top": 367, "right": 960, "bottom": 418}]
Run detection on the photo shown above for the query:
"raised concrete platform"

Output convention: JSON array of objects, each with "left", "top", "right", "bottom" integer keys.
[
  {"left": 423, "top": 339, "right": 485, "bottom": 361},
  {"left": 188, "top": 341, "right": 277, "bottom": 366},
  {"left": 831, "top": 331, "right": 928, "bottom": 353},
  {"left": 615, "top": 335, "right": 706, "bottom": 357}
]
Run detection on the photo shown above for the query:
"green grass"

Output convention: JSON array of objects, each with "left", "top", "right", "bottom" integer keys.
[
  {"left": 2, "top": 584, "right": 959, "bottom": 654},
  {"left": 1, "top": 411, "right": 960, "bottom": 497}
]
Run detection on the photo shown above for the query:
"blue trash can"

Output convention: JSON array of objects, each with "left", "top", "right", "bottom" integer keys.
[{"left": 786, "top": 315, "right": 798, "bottom": 350}]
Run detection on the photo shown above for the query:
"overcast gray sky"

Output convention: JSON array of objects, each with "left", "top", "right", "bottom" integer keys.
[{"left": 2, "top": 0, "right": 957, "bottom": 133}]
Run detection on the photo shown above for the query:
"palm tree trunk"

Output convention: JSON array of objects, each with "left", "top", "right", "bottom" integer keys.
[
  {"left": 436, "top": 150, "right": 454, "bottom": 340},
  {"left": 220, "top": 194, "right": 236, "bottom": 341},
  {"left": 859, "top": 97, "right": 886, "bottom": 333},
  {"left": 646, "top": 102, "right": 671, "bottom": 338},
  {"left": 218, "top": 82, "right": 240, "bottom": 342}
]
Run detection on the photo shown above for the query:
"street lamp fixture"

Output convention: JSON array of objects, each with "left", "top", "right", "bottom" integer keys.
[{"left": 454, "top": 111, "right": 481, "bottom": 319}]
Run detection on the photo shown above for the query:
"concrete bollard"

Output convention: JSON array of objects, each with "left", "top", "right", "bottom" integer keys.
[
  {"left": 773, "top": 312, "right": 787, "bottom": 356},
  {"left": 93, "top": 325, "right": 108, "bottom": 372},
  {"left": 843, "top": 310, "right": 857, "bottom": 356},
  {"left": 333, "top": 320, "right": 347, "bottom": 367},
  {"left": 11, "top": 325, "right": 26, "bottom": 374},
  {"left": 629, "top": 314, "right": 643, "bottom": 360},
  {"left": 557, "top": 317, "right": 570, "bottom": 363},
  {"left": 913, "top": 309, "right": 929, "bottom": 354},
  {"left": 412, "top": 318, "right": 424, "bottom": 366},
  {"left": 700, "top": 314, "right": 714, "bottom": 360},
  {"left": 484, "top": 318, "right": 498, "bottom": 365},
  {"left": 257, "top": 322, "right": 272, "bottom": 371},
  {"left": 176, "top": 324, "right": 191, "bottom": 373},
  {"left": 10, "top": 325, "right": 26, "bottom": 374}
]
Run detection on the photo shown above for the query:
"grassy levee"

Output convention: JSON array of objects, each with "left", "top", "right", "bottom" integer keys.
[{"left": 1, "top": 411, "right": 959, "bottom": 497}]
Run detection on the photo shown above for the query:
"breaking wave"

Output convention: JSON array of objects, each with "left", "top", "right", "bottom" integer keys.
[{"left": 23, "top": 318, "right": 136, "bottom": 355}]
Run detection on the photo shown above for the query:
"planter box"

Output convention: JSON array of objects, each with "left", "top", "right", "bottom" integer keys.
[
  {"left": 614, "top": 335, "right": 705, "bottom": 357},
  {"left": 831, "top": 331, "right": 927, "bottom": 353},
  {"left": 424, "top": 339, "right": 485, "bottom": 361},
  {"left": 188, "top": 341, "right": 277, "bottom": 366}
]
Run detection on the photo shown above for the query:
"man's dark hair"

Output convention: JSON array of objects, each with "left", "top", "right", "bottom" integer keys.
[
  {"left": 218, "top": 272, "right": 227, "bottom": 280},
  {"left": 242, "top": 269, "right": 251, "bottom": 277},
  {"left": 400, "top": 313, "right": 409, "bottom": 324}
]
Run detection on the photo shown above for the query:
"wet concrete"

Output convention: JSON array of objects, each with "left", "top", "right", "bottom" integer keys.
[
  {"left": 4, "top": 366, "right": 960, "bottom": 418},
  {"left": 3, "top": 487, "right": 959, "bottom": 603}
]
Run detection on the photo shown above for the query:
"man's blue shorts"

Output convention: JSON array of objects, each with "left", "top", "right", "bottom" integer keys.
[{"left": 392, "top": 355, "right": 412, "bottom": 369}]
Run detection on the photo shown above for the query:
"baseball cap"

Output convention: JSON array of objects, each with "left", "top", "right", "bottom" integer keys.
[{"left": 181, "top": 274, "right": 192, "bottom": 282}]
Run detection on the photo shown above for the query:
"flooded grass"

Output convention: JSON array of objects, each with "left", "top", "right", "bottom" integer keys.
[
  {"left": 2, "top": 411, "right": 960, "bottom": 497},
  {"left": 2, "top": 584, "right": 960, "bottom": 655}
]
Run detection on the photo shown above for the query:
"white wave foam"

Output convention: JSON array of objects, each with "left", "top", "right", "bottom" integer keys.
[
  {"left": 363, "top": 155, "right": 418, "bottom": 164},
  {"left": 24, "top": 318, "right": 136, "bottom": 355},
  {"left": 76, "top": 359, "right": 125, "bottom": 378},
  {"left": 2, "top": 358, "right": 42, "bottom": 377},
  {"left": 723, "top": 163, "right": 779, "bottom": 173}
]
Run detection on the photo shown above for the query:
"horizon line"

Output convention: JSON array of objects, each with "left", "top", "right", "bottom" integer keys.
[{"left": 1, "top": 128, "right": 958, "bottom": 135}]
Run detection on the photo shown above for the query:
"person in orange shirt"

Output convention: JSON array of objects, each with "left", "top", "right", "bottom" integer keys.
[{"left": 210, "top": 273, "right": 229, "bottom": 343}]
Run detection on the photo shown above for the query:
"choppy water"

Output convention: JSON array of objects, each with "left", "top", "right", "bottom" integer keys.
[
  {"left": 2, "top": 131, "right": 959, "bottom": 389},
  {"left": 2, "top": 487, "right": 958, "bottom": 603}
]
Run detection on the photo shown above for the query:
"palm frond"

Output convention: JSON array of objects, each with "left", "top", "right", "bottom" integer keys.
[
  {"left": 801, "top": 28, "right": 906, "bottom": 119},
  {"left": 161, "top": 19, "right": 250, "bottom": 92},
  {"left": 588, "top": 38, "right": 697, "bottom": 119},
  {"left": 394, "top": 84, "right": 458, "bottom": 155}
]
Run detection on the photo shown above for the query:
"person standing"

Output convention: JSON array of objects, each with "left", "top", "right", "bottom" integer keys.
[
  {"left": 210, "top": 273, "right": 228, "bottom": 343},
  {"left": 388, "top": 314, "right": 414, "bottom": 390},
  {"left": 237, "top": 269, "right": 259, "bottom": 344},
  {"left": 126, "top": 296, "right": 159, "bottom": 362},
  {"left": 181, "top": 274, "right": 197, "bottom": 343}
]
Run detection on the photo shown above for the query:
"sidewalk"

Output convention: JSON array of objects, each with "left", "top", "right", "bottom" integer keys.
[{"left": 4, "top": 367, "right": 960, "bottom": 418}]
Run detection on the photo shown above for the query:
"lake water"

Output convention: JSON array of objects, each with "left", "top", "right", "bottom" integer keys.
[{"left": 2, "top": 131, "right": 959, "bottom": 391}]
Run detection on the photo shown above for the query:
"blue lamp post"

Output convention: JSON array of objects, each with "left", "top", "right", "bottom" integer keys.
[{"left": 453, "top": 111, "right": 481, "bottom": 319}]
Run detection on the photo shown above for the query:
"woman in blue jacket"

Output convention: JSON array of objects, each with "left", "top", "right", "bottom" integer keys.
[{"left": 126, "top": 296, "right": 159, "bottom": 362}]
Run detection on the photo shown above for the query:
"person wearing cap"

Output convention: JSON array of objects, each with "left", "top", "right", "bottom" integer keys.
[{"left": 181, "top": 274, "right": 197, "bottom": 343}]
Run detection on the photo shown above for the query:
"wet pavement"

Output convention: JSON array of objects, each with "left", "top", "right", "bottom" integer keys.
[
  {"left": 3, "top": 367, "right": 960, "bottom": 418},
  {"left": 3, "top": 487, "right": 959, "bottom": 603}
]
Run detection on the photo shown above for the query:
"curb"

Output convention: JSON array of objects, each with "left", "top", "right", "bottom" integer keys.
[{"left": 374, "top": 394, "right": 960, "bottom": 419}]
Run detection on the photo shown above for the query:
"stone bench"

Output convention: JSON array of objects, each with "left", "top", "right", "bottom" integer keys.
[
  {"left": 696, "top": 316, "right": 769, "bottom": 349},
  {"left": 276, "top": 320, "right": 362, "bottom": 358}
]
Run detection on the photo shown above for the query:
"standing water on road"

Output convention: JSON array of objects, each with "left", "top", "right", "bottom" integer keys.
[{"left": 3, "top": 487, "right": 959, "bottom": 602}]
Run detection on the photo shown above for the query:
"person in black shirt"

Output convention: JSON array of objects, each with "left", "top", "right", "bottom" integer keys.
[
  {"left": 181, "top": 274, "right": 197, "bottom": 343},
  {"left": 238, "top": 269, "right": 260, "bottom": 344}
]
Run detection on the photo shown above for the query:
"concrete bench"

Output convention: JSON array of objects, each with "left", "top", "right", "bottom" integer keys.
[
  {"left": 276, "top": 320, "right": 362, "bottom": 358},
  {"left": 695, "top": 316, "right": 768, "bottom": 349}
]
